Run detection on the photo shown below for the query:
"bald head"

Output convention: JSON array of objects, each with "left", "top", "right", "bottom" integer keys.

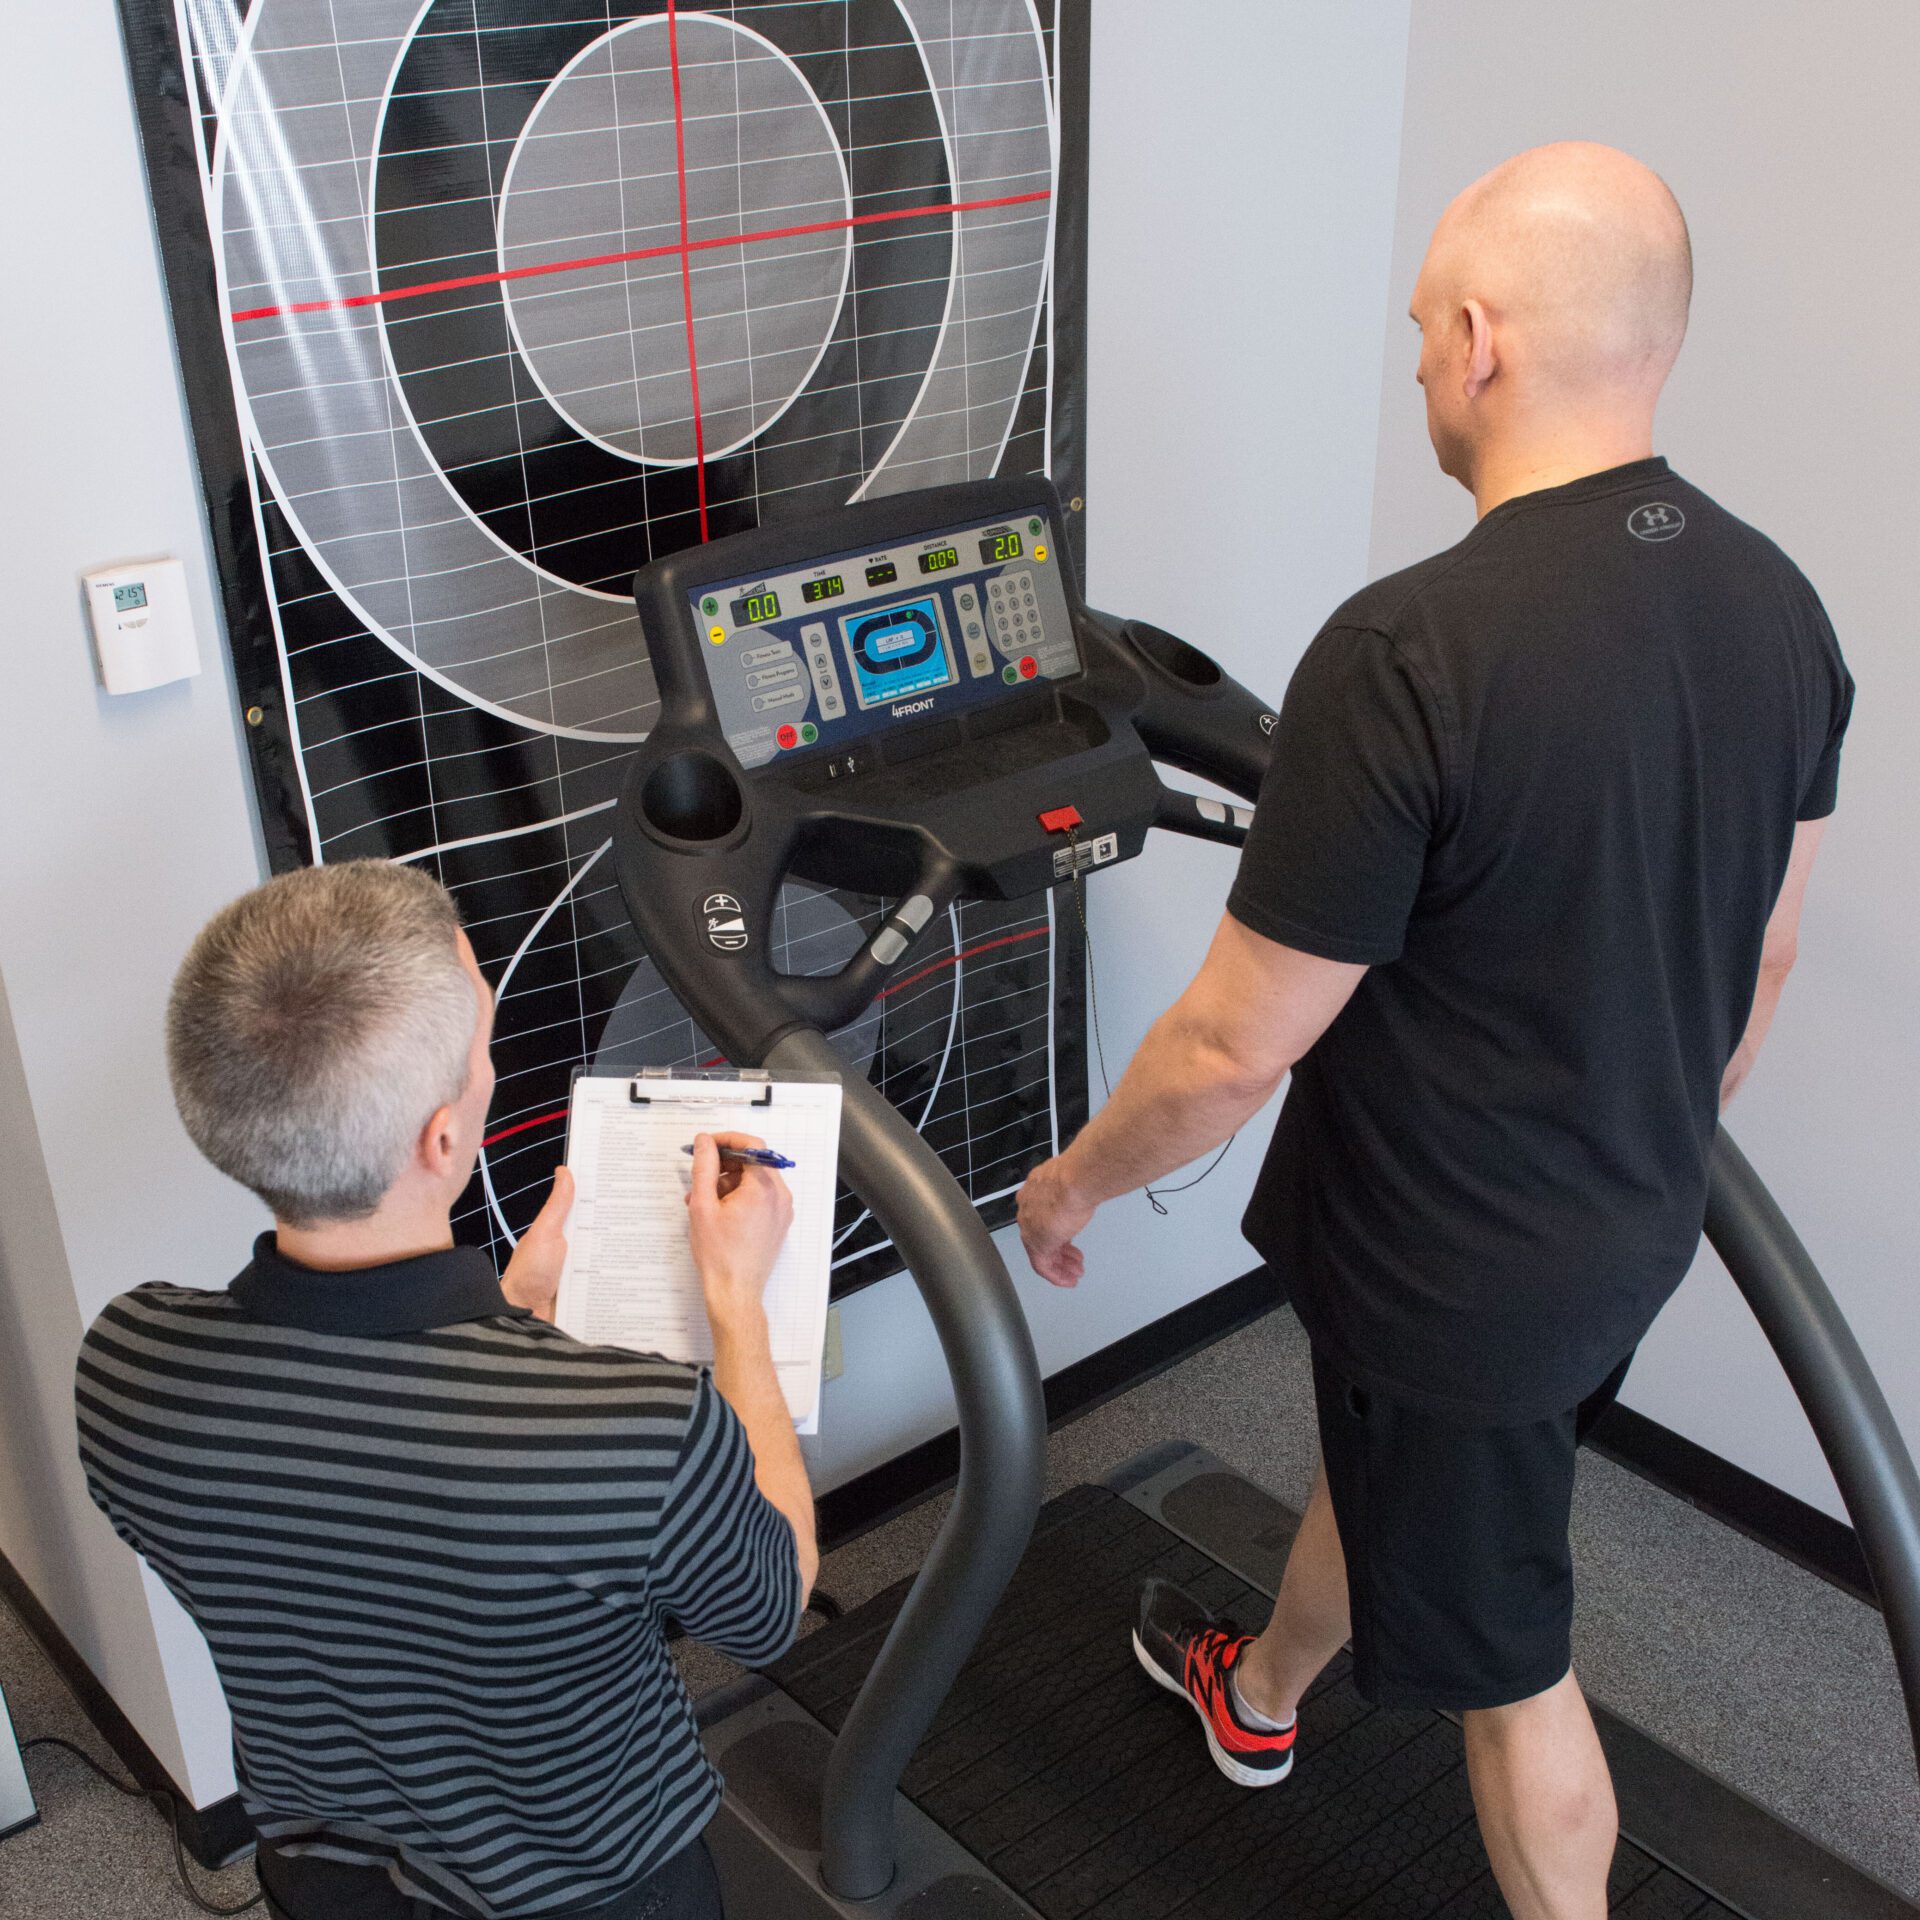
[
  {"left": 1425, "top": 142, "right": 1692, "bottom": 393},
  {"left": 1409, "top": 143, "right": 1693, "bottom": 504}
]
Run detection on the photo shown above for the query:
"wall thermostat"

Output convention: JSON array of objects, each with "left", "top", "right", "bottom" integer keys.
[{"left": 84, "top": 557, "right": 201, "bottom": 695}]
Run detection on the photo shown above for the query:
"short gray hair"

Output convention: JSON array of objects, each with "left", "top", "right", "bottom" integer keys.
[{"left": 167, "top": 862, "right": 478, "bottom": 1226}]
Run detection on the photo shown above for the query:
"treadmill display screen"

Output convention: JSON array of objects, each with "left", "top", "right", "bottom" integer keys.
[
  {"left": 842, "top": 597, "right": 955, "bottom": 708},
  {"left": 689, "top": 508, "right": 1080, "bottom": 769}
]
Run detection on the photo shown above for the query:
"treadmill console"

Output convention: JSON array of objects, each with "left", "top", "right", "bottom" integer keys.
[
  {"left": 691, "top": 507, "right": 1080, "bottom": 770},
  {"left": 616, "top": 475, "right": 1276, "bottom": 1062}
]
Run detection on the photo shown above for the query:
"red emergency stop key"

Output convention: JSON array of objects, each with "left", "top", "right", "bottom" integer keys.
[{"left": 1038, "top": 805, "right": 1083, "bottom": 834}]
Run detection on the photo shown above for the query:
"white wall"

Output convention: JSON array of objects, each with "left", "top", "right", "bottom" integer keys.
[
  {"left": 812, "top": 0, "right": 1413, "bottom": 1483},
  {"left": 0, "top": 3, "right": 271, "bottom": 1806},
  {"left": 1368, "top": 0, "right": 1920, "bottom": 1517}
]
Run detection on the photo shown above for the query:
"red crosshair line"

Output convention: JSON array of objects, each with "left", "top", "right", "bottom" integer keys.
[
  {"left": 663, "top": 0, "right": 709, "bottom": 539},
  {"left": 225, "top": 191, "right": 1051, "bottom": 325},
  {"left": 479, "top": 926, "right": 1049, "bottom": 1150},
  {"left": 229, "top": 0, "right": 1049, "bottom": 538}
]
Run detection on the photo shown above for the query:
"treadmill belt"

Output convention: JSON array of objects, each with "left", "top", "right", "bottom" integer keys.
[{"left": 769, "top": 1486, "right": 1736, "bottom": 1920}]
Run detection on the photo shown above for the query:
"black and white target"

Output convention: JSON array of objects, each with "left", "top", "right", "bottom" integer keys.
[
  {"left": 127, "top": 0, "right": 1086, "bottom": 1287},
  {"left": 213, "top": 0, "right": 1061, "bottom": 735}
]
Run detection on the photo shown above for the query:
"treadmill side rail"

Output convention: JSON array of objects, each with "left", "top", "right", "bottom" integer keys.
[
  {"left": 1706, "top": 1126, "right": 1920, "bottom": 1782},
  {"left": 767, "top": 1028, "right": 1048, "bottom": 1901}
]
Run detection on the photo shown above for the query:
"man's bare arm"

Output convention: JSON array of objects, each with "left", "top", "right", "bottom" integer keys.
[
  {"left": 1017, "top": 915, "right": 1365, "bottom": 1284},
  {"left": 1721, "top": 818, "right": 1826, "bottom": 1110}
]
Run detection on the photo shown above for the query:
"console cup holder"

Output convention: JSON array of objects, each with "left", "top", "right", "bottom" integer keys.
[
  {"left": 1123, "top": 619, "right": 1223, "bottom": 689},
  {"left": 640, "top": 749, "right": 745, "bottom": 843}
]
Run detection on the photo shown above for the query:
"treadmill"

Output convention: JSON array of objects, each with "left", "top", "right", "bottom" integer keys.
[{"left": 611, "top": 476, "right": 1920, "bottom": 1919}]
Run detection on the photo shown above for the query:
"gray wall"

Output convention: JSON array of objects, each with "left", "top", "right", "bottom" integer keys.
[{"left": 1370, "top": 0, "right": 1920, "bottom": 1516}]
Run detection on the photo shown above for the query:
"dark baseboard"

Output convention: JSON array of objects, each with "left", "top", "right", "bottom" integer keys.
[
  {"left": 817, "top": 1266, "right": 1279, "bottom": 1548},
  {"left": 0, "top": 1551, "right": 253, "bottom": 1868},
  {"left": 1586, "top": 1401, "right": 1875, "bottom": 1608}
]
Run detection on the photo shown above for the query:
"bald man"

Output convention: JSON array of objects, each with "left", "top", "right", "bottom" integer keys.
[{"left": 1016, "top": 144, "right": 1853, "bottom": 1919}]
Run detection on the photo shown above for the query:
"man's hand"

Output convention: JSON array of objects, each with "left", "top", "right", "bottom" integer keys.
[
  {"left": 501, "top": 1165, "right": 574, "bottom": 1321},
  {"left": 1017, "top": 1155, "right": 1096, "bottom": 1288},
  {"left": 686, "top": 1133, "right": 795, "bottom": 1333}
]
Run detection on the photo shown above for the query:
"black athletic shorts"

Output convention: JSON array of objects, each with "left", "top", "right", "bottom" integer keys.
[
  {"left": 1312, "top": 1345, "right": 1634, "bottom": 1713},
  {"left": 255, "top": 1833, "right": 723, "bottom": 1920}
]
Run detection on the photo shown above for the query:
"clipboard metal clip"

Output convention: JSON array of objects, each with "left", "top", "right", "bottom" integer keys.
[{"left": 629, "top": 1067, "right": 774, "bottom": 1107}]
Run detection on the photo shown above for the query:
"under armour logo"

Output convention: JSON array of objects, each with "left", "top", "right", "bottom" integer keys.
[{"left": 1627, "top": 502, "right": 1685, "bottom": 542}]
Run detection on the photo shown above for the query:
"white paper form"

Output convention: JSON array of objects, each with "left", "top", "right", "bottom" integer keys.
[{"left": 553, "top": 1075, "right": 843, "bottom": 1433}]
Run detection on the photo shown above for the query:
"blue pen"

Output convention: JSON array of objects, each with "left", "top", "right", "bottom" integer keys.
[{"left": 682, "top": 1143, "right": 796, "bottom": 1171}]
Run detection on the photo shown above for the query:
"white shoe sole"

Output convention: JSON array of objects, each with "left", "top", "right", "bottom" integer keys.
[{"left": 1131, "top": 1629, "right": 1295, "bottom": 1789}]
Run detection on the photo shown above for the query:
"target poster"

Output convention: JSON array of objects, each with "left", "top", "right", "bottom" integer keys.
[{"left": 118, "top": 0, "right": 1091, "bottom": 1291}]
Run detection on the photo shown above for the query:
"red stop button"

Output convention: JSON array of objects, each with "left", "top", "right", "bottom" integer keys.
[
  {"left": 1018, "top": 655, "right": 1038, "bottom": 679},
  {"left": 776, "top": 723, "right": 799, "bottom": 749}
]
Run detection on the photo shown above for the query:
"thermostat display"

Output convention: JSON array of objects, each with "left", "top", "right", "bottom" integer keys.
[{"left": 84, "top": 557, "right": 201, "bottom": 695}]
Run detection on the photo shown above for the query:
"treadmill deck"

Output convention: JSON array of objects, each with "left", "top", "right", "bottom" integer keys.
[{"left": 754, "top": 1453, "right": 1914, "bottom": 1920}]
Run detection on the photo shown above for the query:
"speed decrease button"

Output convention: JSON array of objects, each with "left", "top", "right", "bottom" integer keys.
[{"left": 698, "top": 891, "right": 750, "bottom": 952}]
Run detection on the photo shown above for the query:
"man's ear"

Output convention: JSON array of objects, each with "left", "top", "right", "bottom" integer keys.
[
  {"left": 417, "top": 1103, "right": 461, "bottom": 1181},
  {"left": 1460, "top": 297, "right": 1497, "bottom": 399}
]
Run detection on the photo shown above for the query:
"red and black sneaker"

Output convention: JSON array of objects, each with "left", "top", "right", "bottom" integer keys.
[{"left": 1132, "top": 1577, "right": 1296, "bottom": 1787}]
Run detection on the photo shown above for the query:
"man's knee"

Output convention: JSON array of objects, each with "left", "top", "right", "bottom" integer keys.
[
  {"left": 1463, "top": 1671, "right": 1616, "bottom": 1827},
  {"left": 1463, "top": 1665, "right": 1586, "bottom": 1747}
]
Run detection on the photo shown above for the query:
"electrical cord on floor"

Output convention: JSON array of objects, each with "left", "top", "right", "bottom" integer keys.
[
  {"left": 1065, "top": 826, "right": 1234, "bottom": 1213},
  {"left": 20, "top": 1734, "right": 264, "bottom": 1915}
]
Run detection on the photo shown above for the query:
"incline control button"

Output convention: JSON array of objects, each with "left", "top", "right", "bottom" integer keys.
[{"left": 697, "top": 892, "right": 750, "bottom": 952}]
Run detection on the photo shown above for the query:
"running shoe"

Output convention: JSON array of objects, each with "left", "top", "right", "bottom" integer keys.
[{"left": 1132, "top": 1577, "right": 1296, "bottom": 1787}]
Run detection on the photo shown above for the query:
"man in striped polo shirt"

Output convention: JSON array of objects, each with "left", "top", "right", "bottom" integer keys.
[{"left": 75, "top": 861, "right": 816, "bottom": 1919}]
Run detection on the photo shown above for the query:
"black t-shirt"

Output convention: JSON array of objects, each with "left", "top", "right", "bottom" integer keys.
[{"left": 1229, "top": 459, "right": 1853, "bottom": 1422}]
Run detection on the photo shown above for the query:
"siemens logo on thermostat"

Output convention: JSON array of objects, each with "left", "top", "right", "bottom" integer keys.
[{"left": 890, "top": 698, "right": 937, "bottom": 718}]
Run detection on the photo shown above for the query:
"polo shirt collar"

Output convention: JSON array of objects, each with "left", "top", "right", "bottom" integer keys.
[{"left": 230, "top": 1233, "right": 522, "bottom": 1336}]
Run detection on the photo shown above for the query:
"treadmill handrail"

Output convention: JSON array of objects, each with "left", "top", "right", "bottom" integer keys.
[
  {"left": 1705, "top": 1127, "right": 1920, "bottom": 1781},
  {"left": 767, "top": 1028, "right": 1048, "bottom": 1900}
]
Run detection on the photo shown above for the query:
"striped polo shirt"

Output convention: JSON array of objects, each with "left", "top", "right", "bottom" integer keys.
[{"left": 74, "top": 1237, "right": 800, "bottom": 1918}]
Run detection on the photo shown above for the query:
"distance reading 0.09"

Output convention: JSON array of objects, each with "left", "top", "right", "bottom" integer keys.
[
  {"left": 730, "top": 588, "right": 781, "bottom": 626},
  {"left": 980, "top": 531, "right": 1024, "bottom": 565},
  {"left": 917, "top": 546, "right": 960, "bottom": 575},
  {"left": 801, "top": 575, "right": 844, "bottom": 605}
]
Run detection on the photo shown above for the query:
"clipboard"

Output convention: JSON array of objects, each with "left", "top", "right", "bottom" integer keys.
[{"left": 551, "top": 1066, "right": 843, "bottom": 1432}]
